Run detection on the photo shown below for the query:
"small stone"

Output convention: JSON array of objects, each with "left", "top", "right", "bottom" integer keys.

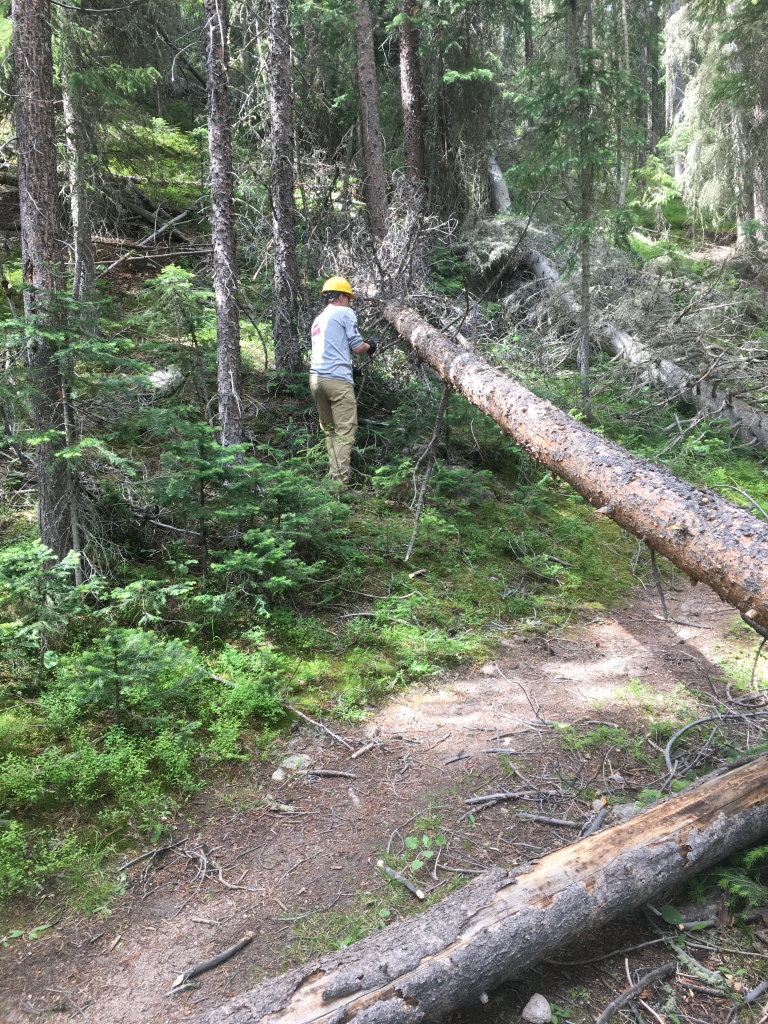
[
  {"left": 612, "top": 802, "right": 639, "bottom": 822},
  {"left": 280, "top": 754, "right": 312, "bottom": 771},
  {"left": 522, "top": 994, "right": 552, "bottom": 1024},
  {"left": 592, "top": 798, "right": 606, "bottom": 812},
  {"left": 271, "top": 767, "right": 287, "bottom": 783},
  {"left": 480, "top": 663, "right": 497, "bottom": 676}
]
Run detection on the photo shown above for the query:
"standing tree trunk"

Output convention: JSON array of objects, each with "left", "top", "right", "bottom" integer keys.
[
  {"left": 577, "top": 0, "right": 594, "bottom": 416},
  {"left": 399, "top": 0, "right": 425, "bottom": 186},
  {"left": 204, "top": 0, "right": 244, "bottom": 445},
  {"left": 268, "top": 0, "right": 303, "bottom": 372},
  {"left": 13, "top": 0, "right": 71, "bottom": 560},
  {"left": 353, "top": 0, "right": 389, "bottom": 240},
  {"left": 61, "top": 15, "right": 95, "bottom": 304},
  {"left": 523, "top": 0, "right": 534, "bottom": 62}
]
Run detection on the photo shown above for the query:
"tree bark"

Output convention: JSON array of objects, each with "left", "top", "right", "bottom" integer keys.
[
  {"left": 13, "top": 0, "right": 71, "bottom": 560},
  {"left": 268, "top": 0, "right": 303, "bottom": 372},
  {"left": 353, "top": 0, "right": 389, "bottom": 240},
  {"left": 488, "top": 154, "right": 511, "bottom": 214},
  {"left": 204, "top": 0, "right": 244, "bottom": 446},
  {"left": 399, "top": 0, "right": 425, "bottom": 186},
  {"left": 380, "top": 300, "right": 768, "bottom": 632},
  {"left": 193, "top": 754, "right": 768, "bottom": 1024},
  {"left": 577, "top": 0, "right": 594, "bottom": 415},
  {"left": 61, "top": 14, "right": 95, "bottom": 304}
]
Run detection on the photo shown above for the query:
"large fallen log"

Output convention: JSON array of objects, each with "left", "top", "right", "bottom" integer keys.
[
  {"left": 382, "top": 301, "right": 768, "bottom": 633},
  {"left": 194, "top": 754, "right": 768, "bottom": 1024}
]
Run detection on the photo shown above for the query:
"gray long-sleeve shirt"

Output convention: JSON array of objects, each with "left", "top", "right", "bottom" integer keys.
[{"left": 310, "top": 305, "right": 364, "bottom": 385}]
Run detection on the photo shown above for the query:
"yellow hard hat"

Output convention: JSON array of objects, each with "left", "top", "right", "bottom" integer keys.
[{"left": 322, "top": 276, "right": 355, "bottom": 299}]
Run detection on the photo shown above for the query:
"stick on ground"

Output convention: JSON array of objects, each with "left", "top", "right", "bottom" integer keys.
[
  {"left": 595, "top": 962, "right": 676, "bottom": 1024},
  {"left": 171, "top": 932, "right": 254, "bottom": 991},
  {"left": 284, "top": 704, "right": 354, "bottom": 751}
]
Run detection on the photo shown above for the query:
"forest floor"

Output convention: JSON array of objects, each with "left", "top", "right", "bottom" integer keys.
[{"left": 1, "top": 578, "right": 767, "bottom": 1024}]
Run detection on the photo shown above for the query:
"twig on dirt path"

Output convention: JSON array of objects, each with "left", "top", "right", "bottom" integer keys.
[
  {"left": 458, "top": 802, "right": 496, "bottom": 822},
  {"left": 169, "top": 932, "right": 254, "bottom": 992},
  {"left": 424, "top": 732, "right": 451, "bottom": 751},
  {"left": 386, "top": 805, "right": 449, "bottom": 854},
  {"left": 377, "top": 859, "right": 425, "bottom": 899},
  {"left": 284, "top": 704, "right": 354, "bottom": 751},
  {"left": 517, "top": 813, "right": 583, "bottom": 828},
  {"left": 484, "top": 748, "right": 526, "bottom": 754},
  {"left": 299, "top": 768, "right": 357, "bottom": 778},
  {"left": 445, "top": 752, "right": 472, "bottom": 764},
  {"left": 595, "top": 962, "right": 677, "bottom": 1024},
  {"left": 546, "top": 937, "right": 676, "bottom": 966},
  {"left": 214, "top": 867, "right": 264, "bottom": 893},
  {"left": 117, "top": 836, "right": 188, "bottom": 873},
  {"left": 269, "top": 888, "right": 348, "bottom": 923},
  {"left": 493, "top": 662, "right": 546, "bottom": 724},
  {"left": 465, "top": 790, "right": 538, "bottom": 806},
  {"left": 580, "top": 805, "right": 609, "bottom": 837},
  {"left": 351, "top": 742, "right": 378, "bottom": 760},
  {"left": 439, "top": 864, "right": 484, "bottom": 875}
]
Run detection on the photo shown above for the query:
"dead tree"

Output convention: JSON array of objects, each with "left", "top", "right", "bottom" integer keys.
[
  {"left": 13, "top": 0, "right": 71, "bottom": 560},
  {"left": 353, "top": 0, "right": 389, "bottom": 240},
  {"left": 268, "top": 0, "right": 303, "bottom": 372},
  {"left": 193, "top": 754, "right": 768, "bottom": 1024},
  {"left": 398, "top": 0, "right": 425, "bottom": 186},
  {"left": 380, "top": 301, "right": 768, "bottom": 632},
  {"left": 601, "top": 324, "right": 768, "bottom": 450},
  {"left": 204, "top": 0, "right": 244, "bottom": 446}
]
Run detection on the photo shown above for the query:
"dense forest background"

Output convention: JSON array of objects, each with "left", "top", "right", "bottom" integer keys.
[{"left": 1, "top": 0, "right": 767, "bottom": 909}]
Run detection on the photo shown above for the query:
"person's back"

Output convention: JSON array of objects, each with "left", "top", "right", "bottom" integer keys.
[
  {"left": 310, "top": 304, "right": 363, "bottom": 385},
  {"left": 308, "top": 277, "right": 373, "bottom": 485}
]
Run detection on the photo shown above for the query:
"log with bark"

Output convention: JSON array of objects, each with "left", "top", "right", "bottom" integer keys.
[
  {"left": 506, "top": 244, "right": 768, "bottom": 450},
  {"left": 381, "top": 300, "right": 768, "bottom": 633},
  {"left": 193, "top": 754, "right": 768, "bottom": 1024},
  {"left": 601, "top": 323, "right": 768, "bottom": 450}
]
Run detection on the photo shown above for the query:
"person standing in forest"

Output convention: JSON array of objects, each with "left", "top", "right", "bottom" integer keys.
[{"left": 310, "top": 277, "right": 376, "bottom": 485}]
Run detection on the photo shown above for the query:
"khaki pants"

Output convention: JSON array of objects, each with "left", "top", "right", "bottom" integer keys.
[{"left": 310, "top": 374, "right": 358, "bottom": 483}]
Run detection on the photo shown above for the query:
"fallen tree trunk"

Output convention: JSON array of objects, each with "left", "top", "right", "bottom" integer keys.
[
  {"left": 601, "top": 323, "right": 768, "bottom": 450},
  {"left": 509, "top": 246, "right": 768, "bottom": 451},
  {"left": 381, "top": 301, "right": 768, "bottom": 632},
  {"left": 194, "top": 754, "right": 768, "bottom": 1024}
]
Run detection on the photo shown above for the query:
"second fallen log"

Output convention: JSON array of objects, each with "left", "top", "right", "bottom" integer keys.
[
  {"left": 381, "top": 301, "right": 768, "bottom": 633},
  {"left": 193, "top": 754, "right": 768, "bottom": 1024}
]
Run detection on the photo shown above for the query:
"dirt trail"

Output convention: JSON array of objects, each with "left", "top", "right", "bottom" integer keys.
[{"left": 2, "top": 581, "right": 765, "bottom": 1024}]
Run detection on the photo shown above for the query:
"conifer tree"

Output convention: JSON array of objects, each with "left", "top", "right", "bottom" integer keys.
[
  {"left": 204, "top": 0, "right": 244, "bottom": 445},
  {"left": 13, "top": 0, "right": 71, "bottom": 560}
]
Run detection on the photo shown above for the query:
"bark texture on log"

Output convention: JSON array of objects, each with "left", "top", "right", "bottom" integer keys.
[
  {"left": 268, "top": 0, "right": 303, "bottom": 372},
  {"left": 601, "top": 324, "right": 768, "bottom": 450},
  {"left": 193, "top": 755, "right": 768, "bottom": 1024},
  {"left": 381, "top": 301, "right": 768, "bottom": 632},
  {"left": 353, "top": 0, "right": 389, "bottom": 240},
  {"left": 13, "top": 0, "right": 71, "bottom": 560},
  {"left": 204, "top": 0, "right": 244, "bottom": 447},
  {"left": 399, "top": 0, "right": 425, "bottom": 186}
]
